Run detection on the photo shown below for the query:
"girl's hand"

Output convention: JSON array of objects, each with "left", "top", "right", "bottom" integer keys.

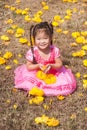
[
  {"left": 39, "top": 64, "right": 51, "bottom": 73},
  {"left": 44, "top": 64, "right": 51, "bottom": 73}
]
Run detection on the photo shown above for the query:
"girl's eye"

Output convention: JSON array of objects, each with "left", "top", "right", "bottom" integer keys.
[{"left": 44, "top": 38, "right": 48, "bottom": 39}]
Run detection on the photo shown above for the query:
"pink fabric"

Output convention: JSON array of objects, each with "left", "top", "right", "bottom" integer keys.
[{"left": 14, "top": 45, "right": 76, "bottom": 96}]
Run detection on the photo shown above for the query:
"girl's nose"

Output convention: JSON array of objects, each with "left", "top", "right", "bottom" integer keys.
[{"left": 40, "top": 39, "right": 45, "bottom": 43}]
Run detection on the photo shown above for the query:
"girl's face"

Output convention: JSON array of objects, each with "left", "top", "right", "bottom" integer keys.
[{"left": 35, "top": 30, "right": 51, "bottom": 50}]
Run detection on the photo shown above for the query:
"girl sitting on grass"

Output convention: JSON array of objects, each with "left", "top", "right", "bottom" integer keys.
[{"left": 14, "top": 21, "right": 76, "bottom": 96}]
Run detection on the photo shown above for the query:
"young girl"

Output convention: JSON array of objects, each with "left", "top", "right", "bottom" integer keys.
[{"left": 14, "top": 22, "right": 76, "bottom": 96}]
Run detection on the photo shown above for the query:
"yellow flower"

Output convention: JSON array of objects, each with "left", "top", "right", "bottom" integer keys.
[
  {"left": 37, "top": 11, "right": 43, "bottom": 16},
  {"left": 83, "top": 74, "right": 87, "bottom": 78},
  {"left": 64, "top": 15, "right": 71, "bottom": 20},
  {"left": 5, "top": 65, "right": 11, "bottom": 70},
  {"left": 70, "top": 42, "right": 77, "bottom": 47},
  {"left": 71, "top": 32, "right": 80, "bottom": 38},
  {"left": 43, "top": 104, "right": 50, "bottom": 110},
  {"left": 15, "top": 28, "right": 25, "bottom": 37},
  {"left": 70, "top": 113, "right": 76, "bottom": 119},
  {"left": 6, "top": 99, "right": 11, "bottom": 104},
  {"left": 56, "top": 28, "right": 62, "bottom": 33},
  {"left": 32, "top": 16, "right": 42, "bottom": 23},
  {"left": 52, "top": 21, "right": 59, "bottom": 27},
  {"left": 47, "top": 118, "right": 60, "bottom": 127},
  {"left": 84, "top": 107, "right": 87, "bottom": 112},
  {"left": 81, "top": 31, "right": 87, "bottom": 37},
  {"left": 35, "top": 115, "right": 49, "bottom": 124},
  {"left": 41, "top": 2, "right": 47, "bottom": 7},
  {"left": 36, "top": 71, "right": 46, "bottom": 80},
  {"left": 83, "top": 79, "right": 87, "bottom": 89},
  {"left": 7, "top": 29, "right": 14, "bottom": 34},
  {"left": 75, "top": 72, "right": 80, "bottom": 78},
  {"left": 73, "top": 8, "right": 78, "bottom": 13},
  {"left": 62, "top": 30, "right": 69, "bottom": 34},
  {"left": 11, "top": 24, "right": 18, "bottom": 29},
  {"left": 19, "top": 38, "right": 28, "bottom": 44},
  {"left": 15, "top": 9, "right": 22, "bottom": 14},
  {"left": 82, "top": 45, "right": 87, "bottom": 50},
  {"left": 29, "top": 96, "right": 44, "bottom": 105},
  {"left": 44, "top": 74, "right": 56, "bottom": 84},
  {"left": 6, "top": 19, "right": 13, "bottom": 24},
  {"left": 21, "top": 10, "right": 28, "bottom": 15},
  {"left": 35, "top": 115, "right": 60, "bottom": 127},
  {"left": 4, "top": 5, "right": 10, "bottom": 9},
  {"left": 76, "top": 36, "right": 86, "bottom": 44},
  {"left": 72, "top": 50, "right": 86, "bottom": 57},
  {"left": 3, "top": 52, "right": 12, "bottom": 59},
  {"left": 13, "top": 59, "right": 19, "bottom": 64},
  {"left": 66, "top": 9, "right": 72, "bottom": 15},
  {"left": 18, "top": 54, "right": 22, "bottom": 58},
  {"left": 24, "top": 15, "right": 31, "bottom": 22},
  {"left": 83, "top": 59, "right": 87, "bottom": 67},
  {"left": 13, "top": 104, "right": 18, "bottom": 109},
  {"left": 29, "top": 86, "right": 44, "bottom": 96},
  {"left": 43, "top": 5, "right": 49, "bottom": 10},
  {"left": 54, "top": 15, "right": 61, "bottom": 21},
  {"left": 0, "top": 57, "right": 6, "bottom": 65},
  {"left": 84, "top": 21, "right": 87, "bottom": 26},
  {"left": 16, "top": 0, "right": 21, "bottom": 4},
  {"left": 16, "top": 28, "right": 25, "bottom": 34},
  {"left": 10, "top": 6, "right": 16, "bottom": 11},
  {"left": 57, "top": 95, "right": 65, "bottom": 100},
  {"left": 1, "top": 35, "right": 10, "bottom": 41},
  {"left": 36, "top": 71, "right": 56, "bottom": 84}
]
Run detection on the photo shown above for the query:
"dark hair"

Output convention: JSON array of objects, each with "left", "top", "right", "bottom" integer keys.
[{"left": 30, "top": 22, "right": 53, "bottom": 64}]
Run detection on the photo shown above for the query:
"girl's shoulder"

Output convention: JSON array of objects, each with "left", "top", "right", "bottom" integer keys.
[
  {"left": 50, "top": 45, "right": 60, "bottom": 51},
  {"left": 50, "top": 45, "right": 61, "bottom": 58}
]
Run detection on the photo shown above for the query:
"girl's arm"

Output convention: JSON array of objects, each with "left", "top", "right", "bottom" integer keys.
[
  {"left": 26, "top": 61, "right": 40, "bottom": 70},
  {"left": 51, "top": 57, "right": 63, "bottom": 69},
  {"left": 45, "top": 57, "right": 62, "bottom": 73}
]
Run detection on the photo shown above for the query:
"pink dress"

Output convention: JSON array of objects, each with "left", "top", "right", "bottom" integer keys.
[{"left": 14, "top": 45, "right": 76, "bottom": 96}]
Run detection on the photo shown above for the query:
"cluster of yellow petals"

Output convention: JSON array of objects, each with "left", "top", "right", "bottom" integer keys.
[
  {"left": 83, "top": 59, "right": 87, "bottom": 67},
  {"left": 35, "top": 114, "right": 60, "bottom": 127},
  {"left": 0, "top": 57, "right": 6, "bottom": 65},
  {"left": 5, "top": 65, "right": 12, "bottom": 70},
  {"left": 29, "top": 87, "right": 44, "bottom": 105},
  {"left": 41, "top": 2, "right": 49, "bottom": 10},
  {"left": 15, "top": 28, "right": 25, "bottom": 38},
  {"left": 32, "top": 11, "right": 43, "bottom": 23},
  {"left": 71, "top": 31, "right": 87, "bottom": 44},
  {"left": 15, "top": 8, "right": 29, "bottom": 15},
  {"left": 52, "top": 15, "right": 64, "bottom": 27},
  {"left": 24, "top": 15, "right": 31, "bottom": 22},
  {"left": 29, "top": 87, "right": 44, "bottom": 96},
  {"left": 3, "top": 52, "right": 13, "bottom": 59},
  {"left": 57, "top": 95, "right": 65, "bottom": 100},
  {"left": 0, "top": 51, "right": 13, "bottom": 65},
  {"left": 72, "top": 50, "right": 86, "bottom": 57},
  {"left": 83, "top": 79, "right": 87, "bottom": 89},
  {"left": 1, "top": 35, "right": 10, "bottom": 41},
  {"left": 36, "top": 70, "right": 56, "bottom": 84},
  {"left": 63, "top": 0, "right": 78, "bottom": 3},
  {"left": 29, "top": 96, "right": 44, "bottom": 105},
  {"left": 6, "top": 19, "right": 13, "bottom": 24},
  {"left": 19, "top": 38, "right": 28, "bottom": 44}
]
